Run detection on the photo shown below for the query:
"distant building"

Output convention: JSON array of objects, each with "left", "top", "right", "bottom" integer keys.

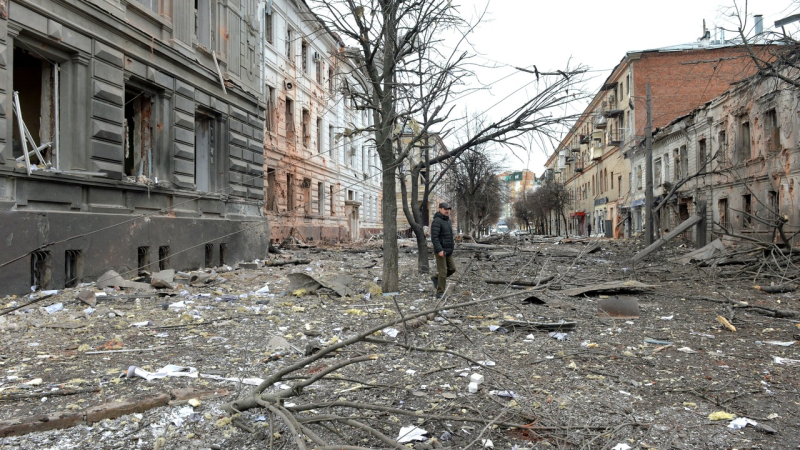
[{"left": 497, "top": 170, "right": 536, "bottom": 225}]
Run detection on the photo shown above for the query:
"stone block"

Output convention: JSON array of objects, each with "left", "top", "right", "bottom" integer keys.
[{"left": 94, "top": 41, "right": 123, "bottom": 67}]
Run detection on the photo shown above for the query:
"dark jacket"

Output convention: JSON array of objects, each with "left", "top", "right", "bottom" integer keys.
[{"left": 431, "top": 211, "right": 455, "bottom": 256}]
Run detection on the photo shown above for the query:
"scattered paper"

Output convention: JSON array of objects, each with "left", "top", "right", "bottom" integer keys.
[
  {"left": 765, "top": 340, "right": 795, "bottom": 346},
  {"left": 397, "top": 425, "right": 428, "bottom": 443},
  {"left": 728, "top": 417, "right": 757, "bottom": 429},
  {"left": 611, "top": 444, "right": 631, "bottom": 450},
  {"left": 774, "top": 356, "right": 800, "bottom": 365},
  {"left": 677, "top": 347, "right": 697, "bottom": 353}
]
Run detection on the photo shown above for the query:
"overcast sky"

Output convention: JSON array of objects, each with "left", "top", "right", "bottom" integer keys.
[{"left": 445, "top": 0, "right": 799, "bottom": 175}]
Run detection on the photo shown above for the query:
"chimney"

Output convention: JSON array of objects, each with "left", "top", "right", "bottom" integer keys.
[{"left": 755, "top": 14, "right": 763, "bottom": 35}]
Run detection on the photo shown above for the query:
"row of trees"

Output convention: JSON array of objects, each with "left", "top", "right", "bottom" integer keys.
[{"left": 511, "top": 181, "right": 571, "bottom": 235}]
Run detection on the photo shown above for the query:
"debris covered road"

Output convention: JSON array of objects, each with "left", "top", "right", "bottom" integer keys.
[{"left": 1, "top": 234, "right": 798, "bottom": 449}]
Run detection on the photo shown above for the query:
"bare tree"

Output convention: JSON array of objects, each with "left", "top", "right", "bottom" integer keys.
[
  {"left": 307, "top": 0, "right": 587, "bottom": 288},
  {"left": 446, "top": 148, "right": 504, "bottom": 238}
]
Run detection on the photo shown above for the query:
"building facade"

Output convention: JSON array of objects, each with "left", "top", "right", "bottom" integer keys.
[
  {"left": 546, "top": 37, "right": 766, "bottom": 237},
  {"left": 261, "top": 0, "right": 382, "bottom": 243},
  {"left": 643, "top": 65, "right": 800, "bottom": 244},
  {"left": 498, "top": 169, "right": 536, "bottom": 227},
  {"left": 0, "top": 0, "right": 269, "bottom": 294}
]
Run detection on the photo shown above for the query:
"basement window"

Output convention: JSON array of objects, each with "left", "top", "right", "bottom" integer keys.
[
  {"left": 137, "top": 246, "right": 151, "bottom": 274},
  {"left": 12, "top": 47, "right": 59, "bottom": 166},
  {"left": 158, "top": 246, "right": 170, "bottom": 271},
  {"left": 30, "top": 250, "right": 52, "bottom": 291},
  {"left": 124, "top": 88, "right": 155, "bottom": 177},
  {"left": 64, "top": 250, "right": 83, "bottom": 288},
  {"left": 219, "top": 243, "right": 227, "bottom": 266},
  {"left": 205, "top": 243, "right": 213, "bottom": 268}
]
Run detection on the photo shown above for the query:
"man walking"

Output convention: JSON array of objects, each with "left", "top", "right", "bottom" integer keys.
[{"left": 430, "top": 202, "right": 455, "bottom": 298}]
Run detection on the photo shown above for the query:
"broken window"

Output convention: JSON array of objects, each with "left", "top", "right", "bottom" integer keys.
[
  {"left": 301, "top": 108, "right": 310, "bottom": 147},
  {"left": 718, "top": 130, "right": 727, "bottom": 165},
  {"left": 765, "top": 109, "right": 780, "bottom": 153},
  {"left": 330, "top": 185, "right": 335, "bottom": 215},
  {"left": 301, "top": 40, "right": 308, "bottom": 73},
  {"left": 328, "top": 66, "right": 334, "bottom": 91},
  {"left": 12, "top": 47, "right": 59, "bottom": 167},
  {"left": 718, "top": 198, "right": 729, "bottom": 230},
  {"left": 285, "top": 98, "right": 295, "bottom": 140},
  {"left": 636, "top": 165, "right": 642, "bottom": 190},
  {"left": 680, "top": 145, "right": 688, "bottom": 179},
  {"left": 664, "top": 157, "right": 670, "bottom": 183},
  {"left": 698, "top": 138, "right": 707, "bottom": 173},
  {"left": 317, "top": 181, "right": 324, "bottom": 214},
  {"left": 133, "top": 0, "right": 158, "bottom": 12},
  {"left": 286, "top": 173, "right": 295, "bottom": 212},
  {"left": 348, "top": 137, "right": 355, "bottom": 166},
  {"left": 265, "top": 10, "right": 273, "bottom": 45},
  {"left": 30, "top": 250, "right": 52, "bottom": 291},
  {"left": 316, "top": 58, "right": 323, "bottom": 84},
  {"left": 219, "top": 243, "right": 227, "bottom": 266},
  {"left": 266, "top": 168, "right": 277, "bottom": 211},
  {"left": 204, "top": 243, "right": 213, "bottom": 268},
  {"left": 265, "top": 85, "right": 275, "bottom": 133},
  {"left": 195, "top": 114, "right": 215, "bottom": 192},
  {"left": 124, "top": 88, "right": 155, "bottom": 177},
  {"left": 739, "top": 120, "right": 751, "bottom": 160},
  {"left": 195, "top": 0, "right": 214, "bottom": 49},
  {"left": 158, "top": 246, "right": 170, "bottom": 271},
  {"left": 138, "top": 246, "right": 151, "bottom": 274},
  {"left": 654, "top": 158, "right": 662, "bottom": 186},
  {"left": 674, "top": 148, "right": 681, "bottom": 180},
  {"left": 316, "top": 118, "right": 322, "bottom": 153},
  {"left": 302, "top": 177, "right": 311, "bottom": 215},
  {"left": 328, "top": 125, "right": 335, "bottom": 160},
  {"left": 64, "top": 250, "right": 83, "bottom": 288},
  {"left": 743, "top": 194, "right": 752, "bottom": 228},
  {"left": 286, "top": 27, "right": 294, "bottom": 60}
]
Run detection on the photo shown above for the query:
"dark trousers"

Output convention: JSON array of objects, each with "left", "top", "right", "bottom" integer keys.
[{"left": 434, "top": 253, "right": 456, "bottom": 294}]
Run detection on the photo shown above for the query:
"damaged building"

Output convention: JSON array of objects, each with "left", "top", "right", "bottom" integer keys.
[
  {"left": 639, "top": 63, "right": 800, "bottom": 245},
  {"left": 0, "top": 0, "right": 268, "bottom": 294},
  {"left": 545, "top": 27, "right": 769, "bottom": 238},
  {"left": 261, "top": 0, "right": 382, "bottom": 243}
]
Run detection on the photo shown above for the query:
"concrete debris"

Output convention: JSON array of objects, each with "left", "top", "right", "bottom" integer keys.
[
  {"left": 96, "top": 270, "right": 152, "bottom": 290},
  {"left": 561, "top": 280, "right": 655, "bottom": 297}
]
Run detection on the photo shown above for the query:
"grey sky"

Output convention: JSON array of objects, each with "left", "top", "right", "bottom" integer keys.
[{"left": 448, "top": 0, "right": 797, "bottom": 175}]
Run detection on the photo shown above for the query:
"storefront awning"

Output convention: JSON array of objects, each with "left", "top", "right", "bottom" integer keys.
[{"left": 570, "top": 212, "right": 586, "bottom": 217}]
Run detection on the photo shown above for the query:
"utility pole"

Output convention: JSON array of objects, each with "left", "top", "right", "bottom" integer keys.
[{"left": 645, "top": 83, "right": 654, "bottom": 245}]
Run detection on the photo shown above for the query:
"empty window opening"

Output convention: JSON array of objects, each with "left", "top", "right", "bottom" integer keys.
[
  {"left": 138, "top": 246, "right": 151, "bottom": 274},
  {"left": 286, "top": 173, "right": 295, "bottom": 211},
  {"left": 30, "top": 250, "right": 52, "bottom": 291},
  {"left": 265, "top": 86, "right": 275, "bottom": 133},
  {"left": 680, "top": 145, "right": 688, "bottom": 179},
  {"left": 348, "top": 189, "right": 354, "bottom": 201},
  {"left": 219, "top": 243, "right": 227, "bottom": 266},
  {"left": 195, "top": 0, "right": 213, "bottom": 49},
  {"left": 12, "top": 47, "right": 57, "bottom": 165},
  {"left": 317, "top": 181, "right": 324, "bottom": 214},
  {"left": 328, "top": 66, "right": 334, "bottom": 91},
  {"left": 739, "top": 120, "right": 751, "bottom": 160},
  {"left": 266, "top": 168, "right": 277, "bottom": 211},
  {"left": 719, "top": 198, "right": 729, "bottom": 230},
  {"left": 64, "top": 250, "right": 83, "bottom": 288},
  {"left": 330, "top": 185, "right": 335, "bottom": 215},
  {"left": 768, "top": 190, "right": 778, "bottom": 218},
  {"left": 301, "top": 40, "right": 308, "bottom": 73},
  {"left": 315, "top": 57, "right": 322, "bottom": 84},
  {"left": 718, "top": 130, "right": 727, "bottom": 165},
  {"left": 204, "top": 243, "right": 214, "bottom": 268},
  {"left": 286, "top": 27, "right": 294, "bottom": 60},
  {"left": 765, "top": 109, "right": 780, "bottom": 153},
  {"left": 301, "top": 109, "right": 310, "bottom": 147},
  {"left": 285, "top": 98, "right": 295, "bottom": 140},
  {"left": 265, "top": 10, "right": 273, "bottom": 45},
  {"left": 698, "top": 138, "right": 707, "bottom": 173},
  {"left": 124, "top": 88, "right": 154, "bottom": 177},
  {"left": 743, "top": 194, "right": 752, "bottom": 227},
  {"left": 195, "top": 114, "right": 214, "bottom": 192},
  {"left": 302, "top": 177, "right": 312, "bottom": 215},
  {"left": 158, "top": 246, "right": 170, "bottom": 271},
  {"left": 316, "top": 118, "right": 322, "bottom": 153}
]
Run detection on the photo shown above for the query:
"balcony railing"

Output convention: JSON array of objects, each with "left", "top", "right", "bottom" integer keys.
[
  {"left": 574, "top": 157, "right": 585, "bottom": 172},
  {"left": 593, "top": 115, "right": 607, "bottom": 129},
  {"left": 609, "top": 129, "right": 625, "bottom": 145}
]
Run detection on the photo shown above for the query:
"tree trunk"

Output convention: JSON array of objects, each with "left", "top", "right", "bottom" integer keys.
[{"left": 381, "top": 163, "right": 399, "bottom": 292}]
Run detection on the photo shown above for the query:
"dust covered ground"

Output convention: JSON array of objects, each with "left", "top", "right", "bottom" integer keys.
[{"left": 1, "top": 234, "right": 799, "bottom": 449}]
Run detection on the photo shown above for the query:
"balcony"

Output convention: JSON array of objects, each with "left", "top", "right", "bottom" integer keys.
[
  {"left": 593, "top": 115, "right": 607, "bottom": 129},
  {"left": 590, "top": 142, "right": 604, "bottom": 160},
  {"left": 574, "top": 157, "right": 585, "bottom": 172},
  {"left": 579, "top": 134, "right": 590, "bottom": 145},
  {"left": 609, "top": 129, "right": 625, "bottom": 146},
  {"left": 571, "top": 142, "right": 581, "bottom": 152},
  {"left": 603, "top": 108, "right": 624, "bottom": 118}
]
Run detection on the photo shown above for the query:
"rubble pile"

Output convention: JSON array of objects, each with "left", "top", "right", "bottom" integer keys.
[{"left": 0, "top": 235, "right": 798, "bottom": 449}]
